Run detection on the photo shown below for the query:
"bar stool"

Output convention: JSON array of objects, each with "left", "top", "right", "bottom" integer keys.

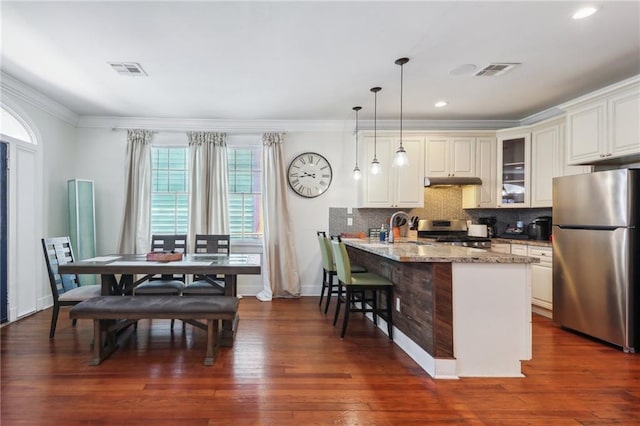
[
  {"left": 316, "top": 231, "right": 367, "bottom": 314},
  {"left": 329, "top": 235, "right": 394, "bottom": 339}
]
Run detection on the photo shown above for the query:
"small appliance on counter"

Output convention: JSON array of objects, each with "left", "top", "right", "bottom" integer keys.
[
  {"left": 478, "top": 216, "right": 497, "bottom": 238},
  {"left": 527, "top": 216, "right": 552, "bottom": 240}
]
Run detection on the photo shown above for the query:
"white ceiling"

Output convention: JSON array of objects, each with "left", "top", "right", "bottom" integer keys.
[{"left": 2, "top": 1, "right": 639, "bottom": 122}]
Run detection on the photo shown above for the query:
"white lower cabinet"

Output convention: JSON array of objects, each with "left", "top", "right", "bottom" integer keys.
[
  {"left": 510, "top": 244, "right": 527, "bottom": 256},
  {"left": 491, "top": 243, "right": 511, "bottom": 254},
  {"left": 527, "top": 246, "right": 553, "bottom": 316},
  {"left": 508, "top": 244, "right": 553, "bottom": 316}
]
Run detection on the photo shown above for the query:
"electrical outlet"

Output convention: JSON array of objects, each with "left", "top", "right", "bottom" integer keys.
[
  {"left": 395, "top": 297, "right": 401, "bottom": 312},
  {"left": 347, "top": 217, "right": 353, "bottom": 226}
]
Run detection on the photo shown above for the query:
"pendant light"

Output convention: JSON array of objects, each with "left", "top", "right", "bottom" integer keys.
[
  {"left": 352, "top": 106, "right": 362, "bottom": 180},
  {"left": 393, "top": 57, "right": 409, "bottom": 167},
  {"left": 370, "top": 87, "right": 382, "bottom": 175}
]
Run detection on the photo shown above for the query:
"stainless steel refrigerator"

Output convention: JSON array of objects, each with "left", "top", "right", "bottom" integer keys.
[{"left": 552, "top": 168, "right": 639, "bottom": 353}]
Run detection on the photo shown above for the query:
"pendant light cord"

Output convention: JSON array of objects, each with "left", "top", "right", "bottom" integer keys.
[
  {"left": 399, "top": 63, "right": 403, "bottom": 149},
  {"left": 355, "top": 107, "right": 359, "bottom": 166},
  {"left": 373, "top": 90, "right": 377, "bottom": 158}
]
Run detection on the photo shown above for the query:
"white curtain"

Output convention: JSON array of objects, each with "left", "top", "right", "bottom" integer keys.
[
  {"left": 187, "top": 131, "right": 229, "bottom": 248},
  {"left": 117, "top": 129, "right": 152, "bottom": 254},
  {"left": 257, "top": 132, "right": 300, "bottom": 301}
]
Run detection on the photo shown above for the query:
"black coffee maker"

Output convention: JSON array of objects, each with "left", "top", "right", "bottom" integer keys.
[
  {"left": 527, "top": 216, "right": 552, "bottom": 240},
  {"left": 478, "top": 216, "right": 497, "bottom": 238}
]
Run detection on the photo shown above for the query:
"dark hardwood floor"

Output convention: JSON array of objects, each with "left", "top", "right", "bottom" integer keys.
[{"left": 2, "top": 297, "right": 639, "bottom": 425}]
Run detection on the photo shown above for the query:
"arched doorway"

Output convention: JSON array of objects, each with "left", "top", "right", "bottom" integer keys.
[{"left": 0, "top": 105, "right": 42, "bottom": 322}]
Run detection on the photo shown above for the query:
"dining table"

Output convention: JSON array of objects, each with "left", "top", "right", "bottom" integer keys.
[{"left": 58, "top": 253, "right": 261, "bottom": 346}]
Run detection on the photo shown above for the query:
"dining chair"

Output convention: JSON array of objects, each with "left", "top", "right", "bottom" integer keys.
[
  {"left": 133, "top": 234, "right": 187, "bottom": 295},
  {"left": 329, "top": 235, "right": 394, "bottom": 339},
  {"left": 316, "top": 231, "right": 367, "bottom": 314},
  {"left": 41, "top": 236, "right": 101, "bottom": 338},
  {"left": 181, "top": 234, "right": 229, "bottom": 296}
]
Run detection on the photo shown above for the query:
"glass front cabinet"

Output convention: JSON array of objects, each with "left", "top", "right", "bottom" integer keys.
[{"left": 497, "top": 133, "right": 530, "bottom": 207}]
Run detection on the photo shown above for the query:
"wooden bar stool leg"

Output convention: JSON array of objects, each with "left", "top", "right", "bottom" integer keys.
[
  {"left": 324, "top": 271, "right": 337, "bottom": 314},
  {"left": 341, "top": 287, "right": 352, "bottom": 339},
  {"left": 386, "top": 287, "right": 393, "bottom": 340},
  {"left": 318, "top": 270, "right": 327, "bottom": 307},
  {"left": 372, "top": 290, "right": 378, "bottom": 325},
  {"left": 333, "top": 282, "right": 343, "bottom": 326}
]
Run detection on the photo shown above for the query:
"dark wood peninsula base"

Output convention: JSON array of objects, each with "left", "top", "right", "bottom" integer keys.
[
  {"left": 342, "top": 240, "right": 535, "bottom": 378},
  {"left": 347, "top": 247, "right": 454, "bottom": 359}
]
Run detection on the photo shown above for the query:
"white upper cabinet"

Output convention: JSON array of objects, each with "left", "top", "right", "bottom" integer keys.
[
  {"left": 462, "top": 137, "right": 497, "bottom": 208},
  {"left": 425, "top": 137, "right": 476, "bottom": 177},
  {"left": 497, "top": 118, "right": 591, "bottom": 209},
  {"left": 530, "top": 121, "right": 562, "bottom": 207},
  {"left": 609, "top": 88, "right": 640, "bottom": 158},
  {"left": 357, "top": 134, "right": 425, "bottom": 208},
  {"left": 563, "top": 76, "right": 640, "bottom": 165},
  {"left": 497, "top": 131, "right": 530, "bottom": 208}
]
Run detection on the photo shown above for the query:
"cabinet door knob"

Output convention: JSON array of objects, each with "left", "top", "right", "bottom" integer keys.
[
  {"left": 607, "top": 153, "right": 612, "bottom": 157},
  {"left": 600, "top": 154, "right": 606, "bottom": 158}
]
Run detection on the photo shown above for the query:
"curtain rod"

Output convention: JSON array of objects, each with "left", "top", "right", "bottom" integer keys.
[{"left": 110, "top": 127, "right": 285, "bottom": 135}]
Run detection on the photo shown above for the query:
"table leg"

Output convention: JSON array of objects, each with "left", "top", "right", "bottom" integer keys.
[
  {"left": 101, "top": 274, "right": 135, "bottom": 295},
  {"left": 204, "top": 319, "right": 220, "bottom": 366},
  {"left": 89, "top": 319, "right": 119, "bottom": 366},
  {"left": 220, "top": 274, "right": 238, "bottom": 346}
]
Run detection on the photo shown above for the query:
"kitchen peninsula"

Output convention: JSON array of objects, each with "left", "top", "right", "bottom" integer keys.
[{"left": 343, "top": 239, "right": 538, "bottom": 379}]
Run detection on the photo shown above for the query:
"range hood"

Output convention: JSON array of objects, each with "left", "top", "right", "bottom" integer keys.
[{"left": 424, "top": 176, "right": 483, "bottom": 187}]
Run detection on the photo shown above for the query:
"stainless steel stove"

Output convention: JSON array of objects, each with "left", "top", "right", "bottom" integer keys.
[{"left": 417, "top": 219, "right": 492, "bottom": 248}]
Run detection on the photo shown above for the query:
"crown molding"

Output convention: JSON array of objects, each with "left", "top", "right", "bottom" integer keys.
[
  {"left": 77, "top": 116, "right": 352, "bottom": 133},
  {"left": 0, "top": 72, "right": 79, "bottom": 126},
  {"left": 77, "top": 116, "right": 519, "bottom": 133},
  {"left": 558, "top": 74, "right": 640, "bottom": 110},
  {"left": 357, "top": 119, "right": 520, "bottom": 131},
  {"left": 519, "top": 106, "right": 565, "bottom": 126}
]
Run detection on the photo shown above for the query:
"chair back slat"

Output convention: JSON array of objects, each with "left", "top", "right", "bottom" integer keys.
[
  {"left": 330, "top": 235, "right": 352, "bottom": 285},
  {"left": 150, "top": 234, "right": 188, "bottom": 281},
  {"left": 316, "top": 231, "right": 334, "bottom": 271},
  {"left": 195, "top": 234, "right": 230, "bottom": 254},
  {"left": 193, "top": 234, "right": 230, "bottom": 281},
  {"left": 41, "top": 237, "right": 80, "bottom": 299},
  {"left": 151, "top": 235, "right": 187, "bottom": 253}
]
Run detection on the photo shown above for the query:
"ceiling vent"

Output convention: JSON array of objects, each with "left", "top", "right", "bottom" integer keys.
[
  {"left": 109, "top": 62, "right": 147, "bottom": 77},
  {"left": 474, "top": 63, "right": 520, "bottom": 77}
]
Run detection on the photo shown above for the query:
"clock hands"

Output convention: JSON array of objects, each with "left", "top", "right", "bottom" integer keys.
[{"left": 301, "top": 171, "right": 316, "bottom": 179}]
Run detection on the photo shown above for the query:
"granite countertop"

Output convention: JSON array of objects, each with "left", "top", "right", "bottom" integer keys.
[
  {"left": 343, "top": 238, "right": 539, "bottom": 264},
  {"left": 492, "top": 238, "right": 552, "bottom": 248}
]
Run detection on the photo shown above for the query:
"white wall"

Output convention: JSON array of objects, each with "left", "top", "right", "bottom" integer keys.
[
  {"left": 1, "top": 90, "right": 78, "bottom": 310},
  {"left": 283, "top": 131, "right": 358, "bottom": 295},
  {"left": 74, "top": 128, "right": 127, "bottom": 255}
]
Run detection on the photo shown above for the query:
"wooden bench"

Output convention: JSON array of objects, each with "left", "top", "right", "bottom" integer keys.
[{"left": 69, "top": 295, "right": 239, "bottom": 366}]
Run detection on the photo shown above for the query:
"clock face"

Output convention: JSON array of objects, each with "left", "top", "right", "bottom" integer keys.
[{"left": 287, "top": 152, "right": 332, "bottom": 198}]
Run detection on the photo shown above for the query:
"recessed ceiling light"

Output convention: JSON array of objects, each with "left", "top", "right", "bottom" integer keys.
[
  {"left": 572, "top": 6, "right": 598, "bottom": 20},
  {"left": 435, "top": 101, "right": 448, "bottom": 108}
]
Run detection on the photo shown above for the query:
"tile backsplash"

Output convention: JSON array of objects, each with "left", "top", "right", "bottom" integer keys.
[{"left": 329, "top": 186, "right": 552, "bottom": 237}]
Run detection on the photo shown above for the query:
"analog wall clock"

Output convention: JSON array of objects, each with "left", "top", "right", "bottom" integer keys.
[{"left": 287, "top": 152, "right": 332, "bottom": 198}]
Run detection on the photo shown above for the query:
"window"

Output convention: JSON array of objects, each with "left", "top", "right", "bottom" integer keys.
[
  {"left": 228, "top": 147, "right": 263, "bottom": 240},
  {"left": 151, "top": 147, "right": 188, "bottom": 235},
  {"left": 149, "top": 143, "right": 263, "bottom": 241},
  {"left": 0, "top": 107, "right": 33, "bottom": 143}
]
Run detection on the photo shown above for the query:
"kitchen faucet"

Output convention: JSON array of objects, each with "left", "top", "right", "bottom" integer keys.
[{"left": 388, "top": 211, "right": 410, "bottom": 243}]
